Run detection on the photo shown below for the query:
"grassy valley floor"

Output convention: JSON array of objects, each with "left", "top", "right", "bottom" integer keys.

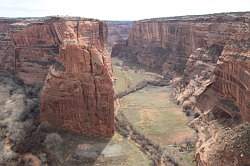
[{"left": 113, "top": 57, "right": 196, "bottom": 166}]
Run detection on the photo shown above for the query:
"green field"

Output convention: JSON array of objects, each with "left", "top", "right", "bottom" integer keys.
[
  {"left": 112, "top": 57, "right": 162, "bottom": 94},
  {"left": 119, "top": 86, "right": 194, "bottom": 146}
]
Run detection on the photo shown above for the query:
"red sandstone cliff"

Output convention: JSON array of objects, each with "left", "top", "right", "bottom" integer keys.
[
  {"left": 112, "top": 12, "right": 250, "bottom": 165},
  {"left": 0, "top": 17, "right": 114, "bottom": 137},
  {"left": 112, "top": 12, "right": 250, "bottom": 75},
  {"left": 191, "top": 38, "right": 250, "bottom": 166}
]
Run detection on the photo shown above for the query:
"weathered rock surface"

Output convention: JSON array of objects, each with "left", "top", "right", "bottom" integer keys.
[
  {"left": 188, "top": 38, "right": 250, "bottom": 166},
  {"left": 174, "top": 44, "right": 223, "bottom": 112},
  {"left": 212, "top": 39, "right": 250, "bottom": 121},
  {"left": 112, "top": 12, "right": 250, "bottom": 166},
  {"left": 0, "top": 17, "right": 114, "bottom": 136},
  {"left": 191, "top": 112, "right": 250, "bottom": 166},
  {"left": 41, "top": 44, "right": 114, "bottom": 136},
  {"left": 112, "top": 12, "right": 250, "bottom": 75}
]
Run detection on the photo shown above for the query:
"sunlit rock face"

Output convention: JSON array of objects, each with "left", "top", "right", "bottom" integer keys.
[
  {"left": 0, "top": 17, "right": 114, "bottom": 137},
  {"left": 112, "top": 12, "right": 250, "bottom": 165},
  {"left": 212, "top": 38, "right": 250, "bottom": 121},
  {"left": 190, "top": 38, "right": 250, "bottom": 166},
  {"left": 40, "top": 44, "right": 114, "bottom": 136},
  {"left": 112, "top": 12, "right": 250, "bottom": 75}
]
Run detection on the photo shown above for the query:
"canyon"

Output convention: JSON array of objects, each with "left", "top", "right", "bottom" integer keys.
[
  {"left": 112, "top": 12, "right": 250, "bottom": 166},
  {"left": 0, "top": 11, "right": 249, "bottom": 166}
]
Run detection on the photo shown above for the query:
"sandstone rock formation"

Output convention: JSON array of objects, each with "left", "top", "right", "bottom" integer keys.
[
  {"left": 112, "top": 12, "right": 250, "bottom": 166},
  {"left": 212, "top": 39, "right": 250, "bottom": 121},
  {"left": 0, "top": 17, "right": 114, "bottom": 137},
  {"left": 112, "top": 12, "right": 250, "bottom": 75},
  {"left": 190, "top": 38, "right": 250, "bottom": 166},
  {"left": 41, "top": 44, "right": 114, "bottom": 136}
]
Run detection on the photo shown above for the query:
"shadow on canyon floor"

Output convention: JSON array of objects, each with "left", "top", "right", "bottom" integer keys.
[{"left": 30, "top": 125, "right": 151, "bottom": 166}]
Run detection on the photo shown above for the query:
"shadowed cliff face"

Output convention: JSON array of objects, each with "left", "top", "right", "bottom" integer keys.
[{"left": 0, "top": 17, "right": 114, "bottom": 137}]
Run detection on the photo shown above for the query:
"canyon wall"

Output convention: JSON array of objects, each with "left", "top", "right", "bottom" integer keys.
[
  {"left": 112, "top": 12, "right": 250, "bottom": 117},
  {"left": 0, "top": 17, "right": 114, "bottom": 136},
  {"left": 112, "top": 12, "right": 250, "bottom": 165},
  {"left": 112, "top": 12, "right": 250, "bottom": 74},
  {"left": 192, "top": 38, "right": 250, "bottom": 166},
  {"left": 213, "top": 39, "right": 250, "bottom": 120}
]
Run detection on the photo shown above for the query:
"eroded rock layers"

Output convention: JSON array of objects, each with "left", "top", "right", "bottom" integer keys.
[
  {"left": 112, "top": 12, "right": 250, "bottom": 75},
  {"left": 0, "top": 17, "right": 114, "bottom": 137},
  {"left": 191, "top": 38, "right": 250, "bottom": 166},
  {"left": 112, "top": 12, "right": 250, "bottom": 166},
  {"left": 213, "top": 39, "right": 250, "bottom": 121}
]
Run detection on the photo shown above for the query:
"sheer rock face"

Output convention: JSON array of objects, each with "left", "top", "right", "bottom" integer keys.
[
  {"left": 212, "top": 38, "right": 250, "bottom": 121},
  {"left": 0, "top": 18, "right": 111, "bottom": 85},
  {"left": 0, "top": 17, "right": 114, "bottom": 136},
  {"left": 112, "top": 12, "right": 250, "bottom": 120},
  {"left": 40, "top": 44, "right": 114, "bottom": 136},
  {"left": 191, "top": 38, "right": 250, "bottom": 166},
  {"left": 112, "top": 12, "right": 250, "bottom": 165},
  {"left": 112, "top": 13, "right": 250, "bottom": 75}
]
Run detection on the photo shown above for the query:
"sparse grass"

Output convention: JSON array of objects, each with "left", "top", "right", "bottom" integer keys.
[
  {"left": 164, "top": 146, "right": 195, "bottom": 166},
  {"left": 119, "top": 86, "right": 195, "bottom": 146},
  {"left": 112, "top": 57, "right": 162, "bottom": 94},
  {"left": 113, "top": 57, "right": 195, "bottom": 165},
  {"left": 93, "top": 133, "right": 152, "bottom": 166}
]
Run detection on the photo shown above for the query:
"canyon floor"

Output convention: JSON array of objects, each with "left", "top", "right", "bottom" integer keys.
[
  {"left": 113, "top": 57, "right": 196, "bottom": 166},
  {"left": 0, "top": 57, "right": 197, "bottom": 166},
  {"left": 54, "top": 57, "right": 197, "bottom": 166}
]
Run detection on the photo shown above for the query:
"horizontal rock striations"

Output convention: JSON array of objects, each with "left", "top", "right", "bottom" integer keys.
[
  {"left": 191, "top": 38, "right": 250, "bottom": 166},
  {"left": 0, "top": 17, "right": 114, "bottom": 137},
  {"left": 112, "top": 12, "right": 250, "bottom": 75},
  {"left": 212, "top": 39, "right": 250, "bottom": 121},
  {"left": 112, "top": 12, "right": 250, "bottom": 166}
]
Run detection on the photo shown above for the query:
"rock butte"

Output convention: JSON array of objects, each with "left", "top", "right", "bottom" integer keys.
[
  {"left": 0, "top": 17, "right": 114, "bottom": 137},
  {"left": 112, "top": 12, "right": 250, "bottom": 165}
]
